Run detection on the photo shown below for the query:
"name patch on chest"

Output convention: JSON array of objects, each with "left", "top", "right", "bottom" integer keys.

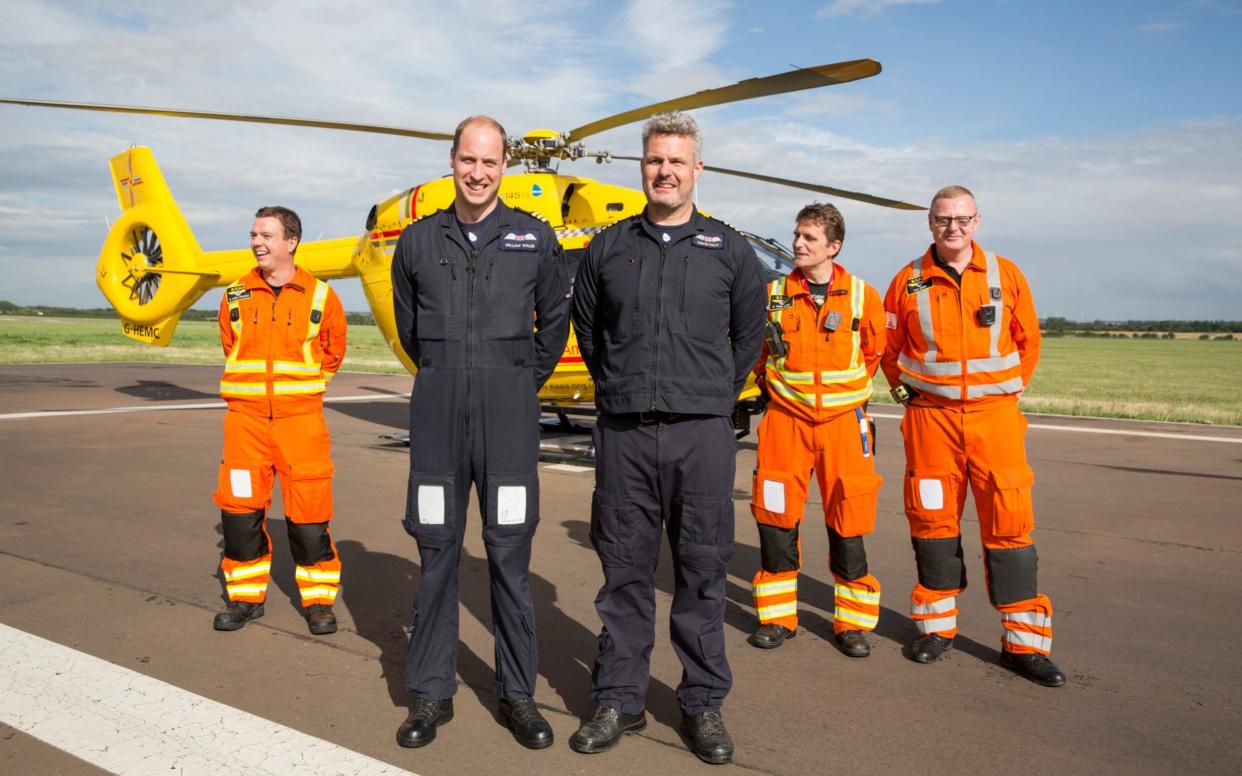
[
  {"left": 225, "top": 285, "right": 251, "bottom": 302},
  {"left": 905, "top": 277, "right": 932, "bottom": 295},
  {"left": 692, "top": 233, "right": 724, "bottom": 250},
  {"left": 501, "top": 231, "right": 539, "bottom": 251},
  {"left": 767, "top": 294, "right": 794, "bottom": 311}
]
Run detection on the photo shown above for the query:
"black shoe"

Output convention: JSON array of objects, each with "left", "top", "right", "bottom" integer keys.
[
  {"left": 1000, "top": 651, "right": 1066, "bottom": 687},
  {"left": 835, "top": 629, "right": 871, "bottom": 658},
  {"left": 909, "top": 633, "right": 953, "bottom": 664},
  {"left": 498, "top": 697, "right": 554, "bottom": 749},
  {"left": 213, "top": 601, "right": 264, "bottom": 631},
  {"left": 747, "top": 623, "right": 796, "bottom": 649},
  {"left": 569, "top": 705, "right": 647, "bottom": 754},
  {"left": 304, "top": 604, "right": 337, "bottom": 635},
  {"left": 680, "top": 710, "right": 734, "bottom": 765},
  {"left": 396, "top": 698, "right": 453, "bottom": 748}
]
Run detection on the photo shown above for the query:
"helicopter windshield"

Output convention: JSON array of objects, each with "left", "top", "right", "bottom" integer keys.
[{"left": 742, "top": 232, "right": 796, "bottom": 284}]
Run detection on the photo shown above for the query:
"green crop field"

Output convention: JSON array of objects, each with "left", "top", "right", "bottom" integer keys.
[{"left": 2, "top": 315, "right": 1239, "bottom": 425}]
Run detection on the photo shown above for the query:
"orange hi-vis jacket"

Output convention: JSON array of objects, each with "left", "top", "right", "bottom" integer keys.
[
  {"left": 218, "top": 266, "right": 347, "bottom": 418},
  {"left": 881, "top": 242, "right": 1039, "bottom": 409},
  {"left": 755, "top": 264, "right": 885, "bottom": 422}
]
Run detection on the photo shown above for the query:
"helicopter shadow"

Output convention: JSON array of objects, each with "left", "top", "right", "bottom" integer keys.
[{"left": 119, "top": 379, "right": 216, "bottom": 402}]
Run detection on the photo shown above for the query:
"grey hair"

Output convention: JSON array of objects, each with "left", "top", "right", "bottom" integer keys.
[
  {"left": 930, "top": 185, "right": 976, "bottom": 209},
  {"left": 641, "top": 111, "right": 703, "bottom": 158}
]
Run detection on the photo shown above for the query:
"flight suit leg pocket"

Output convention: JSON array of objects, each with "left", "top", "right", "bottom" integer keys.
[
  {"left": 988, "top": 465, "right": 1035, "bottom": 538},
  {"left": 676, "top": 496, "right": 736, "bottom": 572},
  {"left": 750, "top": 469, "right": 804, "bottom": 529},
  {"left": 405, "top": 471, "right": 456, "bottom": 541},
  {"left": 214, "top": 460, "right": 272, "bottom": 513},
  {"left": 484, "top": 472, "right": 539, "bottom": 547},
  {"left": 904, "top": 469, "right": 959, "bottom": 536},
  {"left": 831, "top": 473, "right": 883, "bottom": 537},
  {"left": 589, "top": 489, "right": 634, "bottom": 568},
  {"left": 284, "top": 460, "right": 334, "bottom": 523}
]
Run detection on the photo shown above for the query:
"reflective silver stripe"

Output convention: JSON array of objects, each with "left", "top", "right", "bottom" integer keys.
[
  {"left": 1003, "top": 611, "right": 1051, "bottom": 628},
  {"left": 911, "top": 259, "right": 938, "bottom": 361},
  {"left": 912, "top": 597, "right": 956, "bottom": 616},
  {"left": 898, "top": 352, "right": 961, "bottom": 377},
  {"left": 966, "top": 352, "right": 1021, "bottom": 374},
  {"left": 967, "top": 377, "right": 1025, "bottom": 398},
  {"left": 914, "top": 615, "right": 956, "bottom": 633},
  {"left": 1003, "top": 629, "right": 1051, "bottom": 652},
  {"left": 984, "top": 251, "right": 1001, "bottom": 359},
  {"left": 901, "top": 375, "right": 961, "bottom": 400}
]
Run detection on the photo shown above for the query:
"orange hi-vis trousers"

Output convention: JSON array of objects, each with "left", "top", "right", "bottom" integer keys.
[
  {"left": 750, "top": 405, "right": 883, "bottom": 634},
  {"left": 212, "top": 410, "right": 340, "bottom": 607},
  {"left": 901, "top": 400, "right": 1052, "bottom": 655}
]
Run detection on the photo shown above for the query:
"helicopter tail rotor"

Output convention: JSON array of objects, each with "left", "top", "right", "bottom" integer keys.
[{"left": 97, "top": 147, "right": 220, "bottom": 345}]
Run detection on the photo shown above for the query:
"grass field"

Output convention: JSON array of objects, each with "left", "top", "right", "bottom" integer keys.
[{"left": 2, "top": 316, "right": 1239, "bottom": 426}]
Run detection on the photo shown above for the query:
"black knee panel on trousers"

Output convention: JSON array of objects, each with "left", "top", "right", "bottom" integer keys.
[
  {"left": 912, "top": 536, "right": 967, "bottom": 591},
  {"left": 221, "top": 509, "right": 268, "bottom": 562},
  {"left": 827, "top": 527, "right": 869, "bottom": 581},
  {"left": 286, "top": 520, "right": 335, "bottom": 566},
  {"left": 758, "top": 523, "right": 799, "bottom": 573},
  {"left": 985, "top": 545, "right": 1039, "bottom": 605}
]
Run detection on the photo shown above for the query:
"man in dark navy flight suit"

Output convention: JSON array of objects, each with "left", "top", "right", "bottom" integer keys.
[
  {"left": 390, "top": 115, "right": 570, "bottom": 751},
  {"left": 569, "top": 111, "right": 766, "bottom": 765}
]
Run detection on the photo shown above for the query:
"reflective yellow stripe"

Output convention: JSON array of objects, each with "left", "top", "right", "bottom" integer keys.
[
  {"left": 834, "top": 607, "right": 879, "bottom": 629},
  {"left": 298, "top": 585, "right": 339, "bottom": 602},
  {"left": 220, "top": 383, "right": 268, "bottom": 395},
  {"left": 847, "top": 274, "right": 864, "bottom": 371},
  {"left": 272, "top": 361, "right": 323, "bottom": 375},
  {"left": 757, "top": 601, "right": 798, "bottom": 619},
  {"left": 223, "top": 562, "right": 271, "bottom": 582},
  {"left": 754, "top": 579, "right": 798, "bottom": 597},
  {"left": 835, "top": 585, "right": 881, "bottom": 605},
  {"left": 226, "top": 583, "right": 268, "bottom": 596},
  {"left": 295, "top": 568, "right": 342, "bottom": 583},
  {"left": 301, "top": 279, "right": 330, "bottom": 365},
  {"left": 272, "top": 380, "right": 327, "bottom": 395},
  {"left": 819, "top": 364, "right": 869, "bottom": 383},
  {"left": 819, "top": 384, "right": 874, "bottom": 408},
  {"left": 223, "top": 360, "right": 268, "bottom": 373},
  {"left": 768, "top": 375, "right": 816, "bottom": 407}
]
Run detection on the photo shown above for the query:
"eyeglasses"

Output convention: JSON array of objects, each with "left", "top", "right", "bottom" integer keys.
[{"left": 931, "top": 214, "right": 976, "bottom": 228}]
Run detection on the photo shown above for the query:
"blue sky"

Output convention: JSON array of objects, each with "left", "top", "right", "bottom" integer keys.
[{"left": 1, "top": 0, "right": 1239, "bottom": 319}]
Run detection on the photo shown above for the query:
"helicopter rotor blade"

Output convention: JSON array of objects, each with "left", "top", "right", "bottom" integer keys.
[
  {"left": 608, "top": 155, "right": 924, "bottom": 211},
  {"left": 564, "top": 59, "right": 882, "bottom": 143},
  {"left": 0, "top": 99, "right": 455, "bottom": 142}
]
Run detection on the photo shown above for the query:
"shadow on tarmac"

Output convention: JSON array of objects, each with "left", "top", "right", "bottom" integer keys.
[{"left": 116, "top": 379, "right": 216, "bottom": 402}]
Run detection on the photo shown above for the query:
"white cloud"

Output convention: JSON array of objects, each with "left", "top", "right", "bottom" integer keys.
[{"left": 622, "top": 0, "right": 733, "bottom": 70}]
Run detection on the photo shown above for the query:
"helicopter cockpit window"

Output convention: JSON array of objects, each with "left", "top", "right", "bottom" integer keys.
[{"left": 742, "top": 232, "right": 796, "bottom": 284}]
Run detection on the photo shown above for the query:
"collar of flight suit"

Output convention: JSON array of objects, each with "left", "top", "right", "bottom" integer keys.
[
  {"left": 434, "top": 199, "right": 521, "bottom": 244},
  {"left": 783, "top": 263, "right": 844, "bottom": 298},
  {"left": 630, "top": 208, "right": 715, "bottom": 244},
  {"left": 920, "top": 240, "right": 988, "bottom": 283},
  {"left": 236, "top": 264, "right": 315, "bottom": 294}
]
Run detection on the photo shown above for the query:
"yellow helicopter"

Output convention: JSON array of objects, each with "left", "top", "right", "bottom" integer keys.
[{"left": 1, "top": 58, "right": 921, "bottom": 428}]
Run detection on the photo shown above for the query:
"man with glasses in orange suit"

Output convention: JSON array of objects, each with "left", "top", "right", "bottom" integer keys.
[{"left": 881, "top": 185, "right": 1065, "bottom": 687}]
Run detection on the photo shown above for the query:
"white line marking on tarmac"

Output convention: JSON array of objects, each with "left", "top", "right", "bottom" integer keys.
[
  {"left": 0, "top": 622, "right": 419, "bottom": 776},
  {"left": 868, "top": 412, "right": 1242, "bottom": 444},
  {"left": 0, "top": 392, "right": 410, "bottom": 421}
]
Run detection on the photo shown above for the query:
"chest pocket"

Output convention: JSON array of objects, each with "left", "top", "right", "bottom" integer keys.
[
  {"left": 416, "top": 254, "right": 462, "bottom": 341},
  {"left": 484, "top": 249, "right": 538, "bottom": 341},
  {"left": 679, "top": 253, "right": 730, "bottom": 343},
  {"left": 599, "top": 252, "right": 646, "bottom": 343}
]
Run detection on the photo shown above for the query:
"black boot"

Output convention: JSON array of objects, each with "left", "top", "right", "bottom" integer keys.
[
  {"left": 835, "top": 629, "right": 871, "bottom": 658},
  {"left": 304, "top": 604, "right": 337, "bottom": 635},
  {"left": 909, "top": 633, "right": 953, "bottom": 663},
  {"left": 680, "top": 710, "right": 734, "bottom": 765},
  {"left": 569, "top": 705, "right": 647, "bottom": 754},
  {"left": 747, "top": 623, "right": 796, "bottom": 649},
  {"left": 1000, "top": 651, "right": 1066, "bottom": 687},
  {"left": 396, "top": 698, "right": 453, "bottom": 748},
  {"left": 498, "top": 697, "right": 554, "bottom": 749},
  {"left": 213, "top": 601, "right": 264, "bottom": 631}
]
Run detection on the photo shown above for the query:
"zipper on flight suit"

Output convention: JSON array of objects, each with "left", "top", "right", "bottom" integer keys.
[
  {"left": 466, "top": 247, "right": 478, "bottom": 430},
  {"left": 651, "top": 240, "right": 668, "bottom": 411}
]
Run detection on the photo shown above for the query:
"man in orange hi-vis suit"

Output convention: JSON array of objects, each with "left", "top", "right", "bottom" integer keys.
[
  {"left": 211, "top": 205, "right": 348, "bottom": 637},
  {"left": 749, "top": 202, "right": 885, "bottom": 658},
  {"left": 881, "top": 185, "right": 1065, "bottom": 687}
]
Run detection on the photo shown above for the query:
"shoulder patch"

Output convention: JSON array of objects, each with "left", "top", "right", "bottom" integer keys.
[
  {"left": 905, "top": 276, "right": 932, "bottom": 295},
  {"left": 767, "top": 294, "right": 794, "bottom": 311},
  {"left": 225, "top": 284, "right": 251, "bottom": 302}
]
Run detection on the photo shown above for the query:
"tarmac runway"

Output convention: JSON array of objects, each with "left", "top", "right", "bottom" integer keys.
[{"left": 2, "top": 362, "right": 1240, "bottom": 775}]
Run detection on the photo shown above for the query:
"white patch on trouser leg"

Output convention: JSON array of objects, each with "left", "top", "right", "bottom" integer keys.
[
  {"left": 497, "top": 486, "right": 526, "bottom": 525},
  {"left": 229, "top": 469, "right": 252, "bottom": 499},
  {"left": 418, "top": 485, "right": 445, "bottom": 524},
  {"left": 763, "top": 480, "right": 786, "bottom": 514},
  {"left": 918, "top": 479, "right": 944, "bottom": 510}
]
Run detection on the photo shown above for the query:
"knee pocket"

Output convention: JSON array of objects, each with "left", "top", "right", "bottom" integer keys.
[
  {"left": 904, "top": 469, "right": 960, "bottom": 533},
  {"left": 484, "top": 472, "right": 539, "bottom": 543},
  {"left": 751, "top": 468, "right": 804, "bottom": 529},
  {"left": 405, "top": 471, "right": 456, "bottom": 538},
  {"left": 284, "top": 460, "right": 333, "bottom": 522},
  {"left": 215, "top": 460, "right": 272, "bottom": 512},
  {"left": 988, "top": 465, "right": 1035, "bottom": 538},
  {"left": 829, "top": 473, "right": 882, "bottom": 536}
]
